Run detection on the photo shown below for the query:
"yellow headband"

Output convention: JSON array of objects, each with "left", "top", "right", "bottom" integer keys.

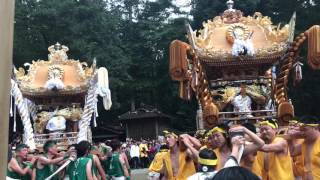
[
  {"left": 159, "top": 149, "right": 168, "bottom": 152},
  {"left": 289, "top": 120, "right": 303, "bottom": 126},
  {"left": 199, "top": 158, "right": 217, "bottom": 166},
  {"left": 163, "top": 130, "right": 178, "bottom": 138},
  {"left": 260, "top": 121, "right": 278, "bottom": 129},
  {"left": 289, "top": 120, "right": 298, "bottom": 124},
  {"left": 303, "top": 123, "right": 319, "bottom": 127},
  {"left": 208, "top": 127, "right": 226, "bottom": 136}
]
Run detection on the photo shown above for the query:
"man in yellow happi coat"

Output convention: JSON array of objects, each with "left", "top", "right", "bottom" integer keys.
[
  {"left": 258, "top": 119, "right": 294, "bottom": 180},
  {"left": 161, "top": 130, "right": 199, "bottom": 180},
  {"left": 148, "top": 144, "right": 168, "bottom": 179},
  {"left": 287, "top": 116, "right": 320, "bottom": 180},
  {"left": 285, "top": 120, "right": 304, "bottom": 179},
  {"left": 208, "top": 124, "right": 231, "bottom": 170},
  {"left": 139, "top": 140, "right": 149, "bottom": 168}
]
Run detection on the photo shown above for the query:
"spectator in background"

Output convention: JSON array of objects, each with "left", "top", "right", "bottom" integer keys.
[
  {"left": 139, "top": 140, "right": 149, "bottom": 168},
  {"left": 129, "top": 141, "right": 140, "bottom": 169},
  {"left": 148, "top": 142, "right": 157, "bottom": 163}
]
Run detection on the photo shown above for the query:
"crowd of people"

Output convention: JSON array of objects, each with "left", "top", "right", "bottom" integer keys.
[
  {"left": 6, "top": 136, "right": 168, "bottom": 180},
  {"left": 121, "top": 138, "right": 165, "bottom": 170},
  {"left": 6, "top": 115, "right": 320, "bottom": 180},
  {"left": 147, "top": 116, "right": 320, "bottom": 180}
]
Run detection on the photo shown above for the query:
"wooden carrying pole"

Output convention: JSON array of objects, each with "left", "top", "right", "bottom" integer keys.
[{"left": 0, "top": 0, "right": 15, "bottom": 178}]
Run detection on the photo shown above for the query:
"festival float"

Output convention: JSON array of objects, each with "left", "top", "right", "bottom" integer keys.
[
  {"left": 169, "top": 0, "right": 320, "bottom": 129},
  {"left": 11, "top": 43, "right": 112, "bottom": 149}
]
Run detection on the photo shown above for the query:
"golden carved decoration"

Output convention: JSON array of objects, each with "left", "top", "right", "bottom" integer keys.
[
  {"left": 14, "top": 67, "right": 30, "bottom": 81},
  {"left": 34, "top": 111, "right": 51, "bottom": 134},
  {"left": 48, "top": 65, "right": 64, "bottom": 80},
  {"left": 191, "top": 12, "right": 290, "bottom": 59},
  {"left": 226, "top": 23, "right": 251, "bottom": 43},
  {"left": 211, "top": 84, "right": 271, "bottom": 111},
  {"left": 14, "top": 44, "right": 94, "bottom": 93},
  {"left": 48, "top": 42, "right": 69, "bottom": 61},
  {"left": 34, "top": 107, "right": 83, "bottom": 133},
  {"left": 222, "top": 9, "right": 243, "bottom": 24}
]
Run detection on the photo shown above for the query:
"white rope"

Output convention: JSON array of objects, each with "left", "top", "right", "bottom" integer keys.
[
  {"left": 93, "top": 111, "right": 97, "bottom": 128},
  {"left": 27, "top": 99, "right": 38, "bottom": 122},
  {"left": 93, "top": 93, "right": 98, "bottom": 127},
  {"left": 13, "top": 102, "right": 16, "bottom": 132},
  {"left": 10, "top": 94, "right": 13, "bottom": 117},
  {"left": 11, "top": 79, "right": 36, "bottom": 149},
  {"left": 77, "top": 74, "right": 98, "bottom": 142}
]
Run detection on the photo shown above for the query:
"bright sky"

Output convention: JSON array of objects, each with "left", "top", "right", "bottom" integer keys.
[{"left": 173, "top": 0, "right": 192, "bottom": 12}]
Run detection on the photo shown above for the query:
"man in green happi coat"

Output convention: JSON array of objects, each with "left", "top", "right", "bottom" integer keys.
[
  {"left": 68, "top": 140, "right": 94, "bottom": 180},
  {"left": 7, "top": 144, "right": 37, "bottom": 180},
  {"left": 35, "top": 140, "right": 69, "bottom": 180}
]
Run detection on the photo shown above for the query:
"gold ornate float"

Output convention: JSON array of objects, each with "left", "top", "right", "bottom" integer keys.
[
  {"left": 169, "top": 0, "right": 320, "bottom": 129},
  {"left": 12, "top": 43, "right": 111, "bottom": 149}
]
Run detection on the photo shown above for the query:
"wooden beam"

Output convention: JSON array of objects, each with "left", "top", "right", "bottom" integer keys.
[
  {"left": 0, "top": 0, "right": 15, "bottom": 179},
  {"left": 155, "top": 119, "right": 159, "bottom": 138},
  {"left": 125, "top": 123, "right": 129, "bottom": 138}
]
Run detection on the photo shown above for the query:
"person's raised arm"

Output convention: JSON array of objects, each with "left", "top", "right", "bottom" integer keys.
[
  {"left": 260, "top": 138, "right": 287, "bottom": 153},
  {"left": 93, "top": 154, "right": 106, "bottom": 180},
  {"left": 246, "top": 89, "right": 266, "bottom": 105},
  {"left": 38, "top": 155, "right": 65, "bottom": 165},
  {"left": 223, "top": 136, "right": 245, "bottom": 168},
  {"left": 185, "top": 134, "right": 202, "bottom": 150},
  {"left": 284, "top": 128, "right": 303, "bottom": 156},
  {"left": 220, "top": 94, "right": 236, "bottom": 110},
  {"left": 230, "top": 126, "right": 265, "bottom": 155},
  {"left": 180, "top": 135, "right": 199, "bottom": 163},
  {"left": 86, "top": 159, "right": 94, "bottom": 180},
  {"left": 120, "top": 156, "right": 130, "bottom": 179},
  {"left": 10, "top": 156, "right": 36, "bottom": 176},
  {"left": 230, "top": 136, "right": 245, "bottom": 161},
  {"left": 31, "top": 167, "right": 36, "bottom": 180}
]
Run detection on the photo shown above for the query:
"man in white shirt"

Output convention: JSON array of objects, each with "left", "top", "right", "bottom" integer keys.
[
  {"left": 227, "top": 83, "right": 253, "bottom": 117},
  {"left": 129, "top": 141, "right": 140, "bottom": 169},
  {"left": 230, "top": 83, "right": 253, "bottom": 117}
]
